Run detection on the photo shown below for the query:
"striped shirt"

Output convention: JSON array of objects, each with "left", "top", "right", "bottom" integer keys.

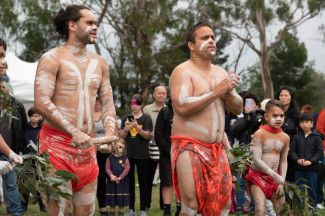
[{"left": 143, "top": 102, "right": 166, "bottom": 160}]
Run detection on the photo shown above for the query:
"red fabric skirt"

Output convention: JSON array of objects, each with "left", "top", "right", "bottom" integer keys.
[
  {"left": 39, "top": 124, "right": 98, "bottom": 192},
  {"left": 171, "top": 135, "right": 232, "bottom": 216},
  {"left": 245, "top": 168, "right": 278, "bottom": 199}
]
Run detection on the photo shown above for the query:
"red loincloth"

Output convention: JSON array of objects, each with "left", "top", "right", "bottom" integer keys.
[
  {"left": 39, "top": 124, "right": 98, "bottom": 192},
  {"left": 245, "top": 168, "right": 279, "bottom": 199},
  {"left": 171, "top": 135, "right": 232, "bottom": 216}
]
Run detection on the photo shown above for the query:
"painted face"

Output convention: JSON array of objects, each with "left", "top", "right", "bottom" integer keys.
[
  {"left": 279, "top": 89, "right": 291, "bottom": 106},
  {"left": 299, "top": 120, "right": 313, "bottom": 133},
  {"left": 130, "top": 99, "right": 141, "bottom": 110},
  {"left": 75, "top": 9, "right": 98, "bottom": 44},
  {"left": 191, "top": 26, "right": 217, "bottom": 57},
  {"left": 265, "top": 106, "right": 285, "bottom": 129},
  {"left": 153, "top": 86, "right": 167, "bottom": 104}
]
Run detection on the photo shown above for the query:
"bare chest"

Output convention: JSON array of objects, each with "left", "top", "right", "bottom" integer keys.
[
  {"left": 262, "top": 139, "right": 284, "bottom": 154},
  {"left": 189, "top": 71, "right": 225, "bottom": 95},
  {"left": 57, "top": 57, "right": 102, "bottom": 91}
]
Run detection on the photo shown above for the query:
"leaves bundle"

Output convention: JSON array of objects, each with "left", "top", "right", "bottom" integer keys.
[
  {"left": 0, "top": 87, "right": 16, "bottom": 124},
  {"left": 15, "top": 153, "right": 77, "bottom": 201},
  {"left": 280, "top": 182, "right": 315, "bottom": 216},
  {"left": 228, "top": 143, "right": 254, "bottom": 178}
]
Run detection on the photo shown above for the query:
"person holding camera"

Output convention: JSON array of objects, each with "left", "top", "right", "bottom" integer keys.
[
  {"left": 120, "top": 94, "right": 153, "bottom": 216},
  {"left": 230, "top": 92, "right": 263, "bottom": 214},
  {"left": 231, "top": 92, "right": 263, "bottom": 145}
]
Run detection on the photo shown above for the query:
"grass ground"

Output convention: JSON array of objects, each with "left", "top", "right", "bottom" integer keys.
[{"left": 1, "top": 181, "right": 325, "bottom": 215}]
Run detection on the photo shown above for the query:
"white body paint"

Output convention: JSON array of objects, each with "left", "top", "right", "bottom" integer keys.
[
  {"left": 62, "top": 60, "right": 85, "bottom": 130},
  {"left": 199, "top": 38, "right": 216, "bottom": 55},
  {"left": 84, "top": 59, "right": 98, "bottom": 133},
  {"left": 185, "top": 121, "right": 209, "bottom": 135}
]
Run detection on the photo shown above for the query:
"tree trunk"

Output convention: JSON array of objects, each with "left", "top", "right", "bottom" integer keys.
[
  {"left": 259, "top": 53, "right": 273, "bottom": 98},
  {"left": 255, "top": 0, "right": 274, "bottom": 98}
]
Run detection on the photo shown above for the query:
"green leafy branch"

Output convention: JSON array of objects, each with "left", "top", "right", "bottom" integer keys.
[
  {"left": 228, "top": 143, "right": 254, "bottom": 178},
  {"left": 15, "top": 153, "right": 77, "bottom": 201},
  {"left": 280, "top": 181, "right": 316, "bottom": 216},
  {"left": 0, "top": 87, "right": 16, "bottom": 124}
]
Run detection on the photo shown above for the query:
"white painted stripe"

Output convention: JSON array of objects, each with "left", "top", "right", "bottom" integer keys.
[
  {"left": 210, "top": 103, "right": 218, "bottom": 143},
  {"left": 185, "top": 121, "right": 209, "bottom": 135},
  {"left": 62, "top": 60, "right": 84, "bottom": 130},
  {"left": 84, "top": 59, "right": 98, "bottom": 133}
]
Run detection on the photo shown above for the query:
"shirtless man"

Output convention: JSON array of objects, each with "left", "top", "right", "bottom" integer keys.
[
  {"left": 245, "top": 99, "right": 290, "bottom": 215},
  {"left": 34, "top": 5, "right": 117, "bottom": 216},
  {"left": 169, "top": 22, "right": 242, "bottom": 216}
]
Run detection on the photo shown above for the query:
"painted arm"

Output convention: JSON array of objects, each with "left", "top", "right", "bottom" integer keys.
[
  {"left": 93, "top": 60, "right": 118, "bottom": 145},
  {"left": 170, "top": 68, "right": 241, "bottom": 117},
  {"left": 222, "top": 132, "right": 232, "bottom": 150},
  {"left": 250, "top": 131, "right": 284, "bottom": 184},
  {"left": 278, "top": 135, "right": 290, "bottom": 179},
  {"left": 170, "top": 68, "right": 219, "bottom": 117},
  {"left": 119, "top": 158, "right": 130, "bottom": 179},
  {"left": 223, "top": 90, "right": 243, "bottom": 115},
  {"left": 34, "top": 50, "right": 86, "bottom": 143}
]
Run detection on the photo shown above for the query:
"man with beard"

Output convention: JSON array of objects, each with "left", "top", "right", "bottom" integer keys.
[
  {"left": 34, "top": 5, "right": 117, "bottom": 216},
  {"left": 169, "top": 22, "right": 242, "bottom": 216}
]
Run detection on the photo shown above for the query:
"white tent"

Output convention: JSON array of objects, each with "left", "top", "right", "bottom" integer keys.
[{"left": 5, "top": 52, "right": 37, "bottom": 104}]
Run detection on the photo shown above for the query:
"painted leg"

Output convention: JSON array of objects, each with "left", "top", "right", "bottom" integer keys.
[
  {"left": 73, "top": 180, "right": 97, "bottom": 216},
  {"left": 251, "top": 185, "right": 267, "bottom": 216},
  {"left": 47, "top": 167, "right": 73, "bottom": 216},
  {"left": 176, "top": 151, "right": 199, "bottom": 216},
  {"left": 271, "top": 192, "right": 285, "bottom": 215}
]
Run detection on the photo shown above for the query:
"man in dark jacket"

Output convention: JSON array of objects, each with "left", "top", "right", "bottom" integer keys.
[
  {"left": 289, "top": 113, "right": 324, "bottom": 207},
  {"left": 155, "top": 99, "right": 181, "bottom": 216},
  {"left": 0, "top": 79, "right": 26, "bottom": 216}
]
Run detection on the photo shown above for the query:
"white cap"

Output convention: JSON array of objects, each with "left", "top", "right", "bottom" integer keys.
[{"left": 260, "top": 98, "right": 271, "bottom": 111}]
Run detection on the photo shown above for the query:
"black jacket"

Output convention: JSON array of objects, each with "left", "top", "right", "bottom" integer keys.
[
  {"left": 24, "top": 122, "right": 42, "bottom": 154},
  {"left": 155, "top": 100, "right": 173, "bottom": 157},
  {"left": 289, "top": 130, "right": 324, "bottom": 171},
  {"left": 230, "top": 109, "right": 264, "bottom": 145},
  {"left": 0, "top": 97, "right": 27, "bottom": 154}
]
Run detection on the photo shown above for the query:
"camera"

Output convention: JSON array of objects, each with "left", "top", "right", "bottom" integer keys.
[{"left": 127, "top": 115, "right": 134, "bottom": 121}]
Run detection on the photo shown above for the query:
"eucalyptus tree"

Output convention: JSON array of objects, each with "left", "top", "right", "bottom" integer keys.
[
  {"left": 208, "top": 0, "right": 325, "bottom": 98},
  {"left": 0, "top": 0, "right": 61, "bottom": 61}
]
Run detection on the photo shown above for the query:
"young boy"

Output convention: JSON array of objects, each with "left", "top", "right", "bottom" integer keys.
[
  {"left": 21, "top": 107, "right": 46, "bottom": 213},
  {"left": 289, "top": 113, "right": 324, "bottom": 207},
  {"left": 245, "top": 99, "right": 290, "bottom": 215},
  {"left": 24, "top": 107, "right": 42, "bottom": 154}
]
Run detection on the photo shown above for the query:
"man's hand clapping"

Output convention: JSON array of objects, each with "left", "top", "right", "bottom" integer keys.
[{"left": 213, "top": 72, "right": 240, "bottom": 97}]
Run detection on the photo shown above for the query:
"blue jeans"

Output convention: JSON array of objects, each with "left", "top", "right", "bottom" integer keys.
[
  {"left": 235, "top": 175, "right": 246, "bottom": 209},
  {"left": 0, "top": 154, "right": 22, "bottom": 215},
  {"left": 235, "top": 175, "right": 254, "bottom": 211},
  {"left": 294, "top": 169, "right": 318, "bottom": 207}
]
